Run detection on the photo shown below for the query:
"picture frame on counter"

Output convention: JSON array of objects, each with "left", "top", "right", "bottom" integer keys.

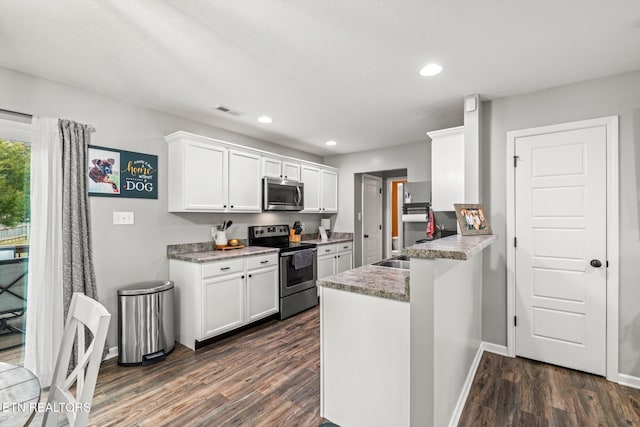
[{"left": 453, "top": 203, "right": 492, "bottom": 235}]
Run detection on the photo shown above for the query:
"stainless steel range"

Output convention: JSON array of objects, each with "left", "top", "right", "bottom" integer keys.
[{"left": 248, "top": 225, "right": 318, "bottom": 319}]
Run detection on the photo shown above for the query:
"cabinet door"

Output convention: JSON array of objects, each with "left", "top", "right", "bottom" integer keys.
[
  {"left": 301, "top": 165, "right": 321, "bottom": 212},
  {"left": 262, "top": 157, "right": 282, "bottom": 178},
  {"left": 321, "top": 169, "right": 338, "bottom": 212},
  {"left": 430, "top": 128, "right": 465, "bottom": 211},
  {"left": 283, "top": 162, "right": 301, "bottom": 181},
  {"left": 336, "top": 251, "right": 353, "bottom": 274},
  {"left": 202, "top": 273, "right": 245, "bottom": 339},
  {"left": 228, "top": 150, "right": 262, "bottom": 211},
  {"left": 246, "top": 267, "right": 279, "bottom": 322},
  {"left": 184, "top": 142, "right": 228, "bottom": 210},
  {"left": 317, "top": 254, "right": 336, "bottom": 281}
]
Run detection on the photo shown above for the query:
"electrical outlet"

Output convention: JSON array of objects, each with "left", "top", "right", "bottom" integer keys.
[{"left": 113, "top": 211, "right": 134, "bottom": 225}]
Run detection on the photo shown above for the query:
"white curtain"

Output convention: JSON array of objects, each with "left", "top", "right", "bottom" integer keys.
[{"left": 24, "top": 116, "right": 64, "bottom": 388}]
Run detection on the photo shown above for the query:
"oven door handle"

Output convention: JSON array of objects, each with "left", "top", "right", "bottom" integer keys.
[{"left": 280, "top": 249, "right": 318, "bottom": 258}]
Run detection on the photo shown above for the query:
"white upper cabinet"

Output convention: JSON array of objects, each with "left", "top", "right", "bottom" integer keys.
[
  {"left": 262, "top": 157, "right": 300, "bottom": 181},
  {"left": 169, "top": 139, "right": 228, "bottom": 211},
  {"left": 262, "top": 157, "right": 282, "bottom": 178},
  {"left": 167, "top": 133, "right": 259, "bottom": 212},
  {"left": 166, "top": 131, "right": 338, "bottom": 213},
  {"left": 301, "top": 165, "right": 321, "bottom": 212},
  {"left": 301, "top": 164, "right": 338, "bottom": 213},
  {"left": 228, "top": 150, "right": 261, "bottom": 212},
  {"left": 428, "top": 126, "right": 465, "bottom": 211},
  {"left": 321, "top": 169, "right": 338, "bottom": 213},
  {"left": 282, "top": 162, "right": 301, "bottom": 181}
]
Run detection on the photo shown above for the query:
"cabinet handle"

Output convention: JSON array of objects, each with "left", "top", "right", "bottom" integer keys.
[
  {"left": 343, "top": 246, "right": 348, "bottom": 249},
  {"left": 280, "top": 175, "right": 283, "bottom": 178},
  {"left": 249, "top": 274, "right": 252, "bottom": 278},
  {"left": 241, "top": 275, "right": 245, "bottom": 279},
  {"left": 230, "top": 205, "right": 234, "bottom": 208},
  {"left": 220, "top": 266, "right": 231, "bottom": 271},
  {"left": 337, "top": 255, "right": 341, "bottom": 258},
  {"left": 260, "top": 260, "right": 269, "bottom": 264},
  {"left": 284, "top": 176, "right": 288, "bottom": 178},
  {"left": 325, "top": 249, "right": 331, "bottom": 253},
  {"left": 223, "top": 205, "right": 227, "bottom": 208}
]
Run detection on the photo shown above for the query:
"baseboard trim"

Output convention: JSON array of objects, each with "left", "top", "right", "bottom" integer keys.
[
  {"left": 448, "top": 345, "right": 484, "bottom": 427},
  {"left": 480, "top": 342, "right": 509, "bottom": 357},
  {"left": 105, "top": 346, "right": 118, "bottom": 361},
  {"left": 618, "top": 373, "right": 640, "bottom": 390},
  {"left": 448, "top": 341, "right": 511, "bottom": 427}
]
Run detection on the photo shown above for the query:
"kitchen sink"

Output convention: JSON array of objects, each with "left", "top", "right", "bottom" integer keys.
[{"left": 372, "top": 257, "right": 410, "bottom": 269}]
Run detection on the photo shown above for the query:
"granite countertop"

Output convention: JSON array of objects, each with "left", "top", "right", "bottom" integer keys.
[
  {"left": 317, "top": 265, "right": 410, "bottom": 302},
  {"left": 168, "top": 246, "right": 279, "bottom": 263},
  {"left": 167, "top": 232, "right": 353, "bottom": 264},
  {"left": 403, "top": 234, "right": 497, "bottom": 260},
  {"left": 303, "top": 237, "right": 353, "bottom": 246}
]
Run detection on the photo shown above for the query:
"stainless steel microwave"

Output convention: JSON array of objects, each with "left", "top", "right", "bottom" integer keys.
[{"left": 263, "top": 177, "right": 304, "bottom": 211}]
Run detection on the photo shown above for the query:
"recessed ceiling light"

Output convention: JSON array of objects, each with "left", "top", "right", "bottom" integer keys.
[
  {"left": 419, "top": 63, "right": 443, "bottom": 77},
  {"left": 257, "top": 115, "right": 272, "bottom": 124},
  {"left": 325, "top": 140, "right": 337, "bottom": 146}
]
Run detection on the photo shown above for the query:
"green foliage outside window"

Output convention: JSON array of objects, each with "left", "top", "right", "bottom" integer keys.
[{"left": 0, "top": 139, "right": 30, "bottom": 228}]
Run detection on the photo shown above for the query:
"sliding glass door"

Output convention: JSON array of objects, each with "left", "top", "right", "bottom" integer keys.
[{"left": 0, "top": 119, "right": 32, "bottom": 365}]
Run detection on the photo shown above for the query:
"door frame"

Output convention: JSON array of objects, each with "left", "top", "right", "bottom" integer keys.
[
  {"left": 361, "top": 174, "right": 383, "bottom": 265},
  {"left": 385, "top": 177, "right": 407, "bottom": 258},
  {"left": 506, "top": 116, "right": 619, "bottom": 381}
]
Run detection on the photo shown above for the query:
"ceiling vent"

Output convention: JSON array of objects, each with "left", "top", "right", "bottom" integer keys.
[{"left": 215, "top": 105, "right": 244, "bottom": 116}]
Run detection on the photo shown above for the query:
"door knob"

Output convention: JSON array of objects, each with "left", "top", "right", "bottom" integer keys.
[
  {"left": 364, "top": 234, "right": 369, "bottom": 238},
  {"left": 590, "top": 259, "right": 602, "bottom": 268}
]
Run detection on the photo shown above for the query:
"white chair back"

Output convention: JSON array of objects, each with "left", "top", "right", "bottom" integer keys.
[{"left": 43, "top": 293, "right": 110, "bottom": 427}]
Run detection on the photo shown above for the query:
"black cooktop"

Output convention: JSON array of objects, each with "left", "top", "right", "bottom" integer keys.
[
  {"left": 248, "top": 225, "right": 316, "bottom": 253},
  {"left": 269, "top": 241, "right": 317, "bottom": 253}
]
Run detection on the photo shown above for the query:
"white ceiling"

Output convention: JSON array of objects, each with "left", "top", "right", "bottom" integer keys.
[{"left": 1, "top": 1, "right": 640, "bottom": 156}]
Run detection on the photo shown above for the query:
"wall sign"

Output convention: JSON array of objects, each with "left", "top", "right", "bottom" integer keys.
[{"left": 87, "top": 145, "right": 158, "bottom": 199}]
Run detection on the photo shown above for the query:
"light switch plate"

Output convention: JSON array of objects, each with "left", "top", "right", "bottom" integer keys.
[{"left": 113, "top": 211, "right": 134, "bottom": 225}]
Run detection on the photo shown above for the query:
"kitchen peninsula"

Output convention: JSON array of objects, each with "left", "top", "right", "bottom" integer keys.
[{"left": 317, "top": 234, "right": 496, "bottom": 427}]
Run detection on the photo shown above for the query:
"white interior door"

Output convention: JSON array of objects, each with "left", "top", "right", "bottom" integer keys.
[
  {"left": 362, "top": 175, "right": 382, "bottom": 265},
  {"left": 515, "top": 126, "right": 607, "bottom": 375}
]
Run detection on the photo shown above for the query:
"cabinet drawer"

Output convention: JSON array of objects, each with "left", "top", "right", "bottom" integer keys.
[
  {"left": 337, "top": 242, "right": 353, "bottom": 252},
  {"left": 318, "top": 245, "right": 336, "bottom": 256},
  {"left": 246, "top": 253, "right": 278, "bottom": 270},
  {"left": 202, "top": 258, "right": 244, "bottom": 278}
]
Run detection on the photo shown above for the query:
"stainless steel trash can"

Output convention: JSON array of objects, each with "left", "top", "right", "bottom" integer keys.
[{"left": 117, "top": 280, "right": 175, "bottom": 366}]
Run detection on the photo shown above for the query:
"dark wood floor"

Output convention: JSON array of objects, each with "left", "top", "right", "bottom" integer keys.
[
  {"left": 84, "top": 306, "right": 322, "bottom": 426},
  {"left": 7, "top": 306, "right": 640, "bottom": 426},
  {"left": 459, "top": 351, "right": 640, "bottom": 427}
]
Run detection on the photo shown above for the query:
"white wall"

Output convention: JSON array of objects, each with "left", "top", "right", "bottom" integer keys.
[
  {"left": 482, "top": 69, "right": 640, "bottom": 377},
  {"left": 0, "top": 66, "right": 325, "bottom": 347},
  {"left": 324, "top": 141, "right": 431, "bottom": 233}
]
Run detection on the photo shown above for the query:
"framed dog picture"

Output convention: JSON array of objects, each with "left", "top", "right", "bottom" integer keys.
[
  {"left": 453, "top": 203, "right": 492, "bottom": 235},
  {"left": 88, "top": 145, "right": 158, "bottom": 199}
]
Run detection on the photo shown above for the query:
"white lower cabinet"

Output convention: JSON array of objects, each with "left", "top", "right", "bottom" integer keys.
[
  {"left": 317, "top": 254, "right": 336, "bottom": 282},
  {"left": 336, "top": 250, "right": 353, "bottom": 273},
  {"left": 203, "top": 272, "right": 245, "bottom": 338},
  {"left": 170, "top": 253, "right": 278, "bottom": 350},
  {"left": 246, "top": 266, "right": 279, "bottom": 322},
  {"left": 317, "top": 242, "right": 353, "bottom": 296}
]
